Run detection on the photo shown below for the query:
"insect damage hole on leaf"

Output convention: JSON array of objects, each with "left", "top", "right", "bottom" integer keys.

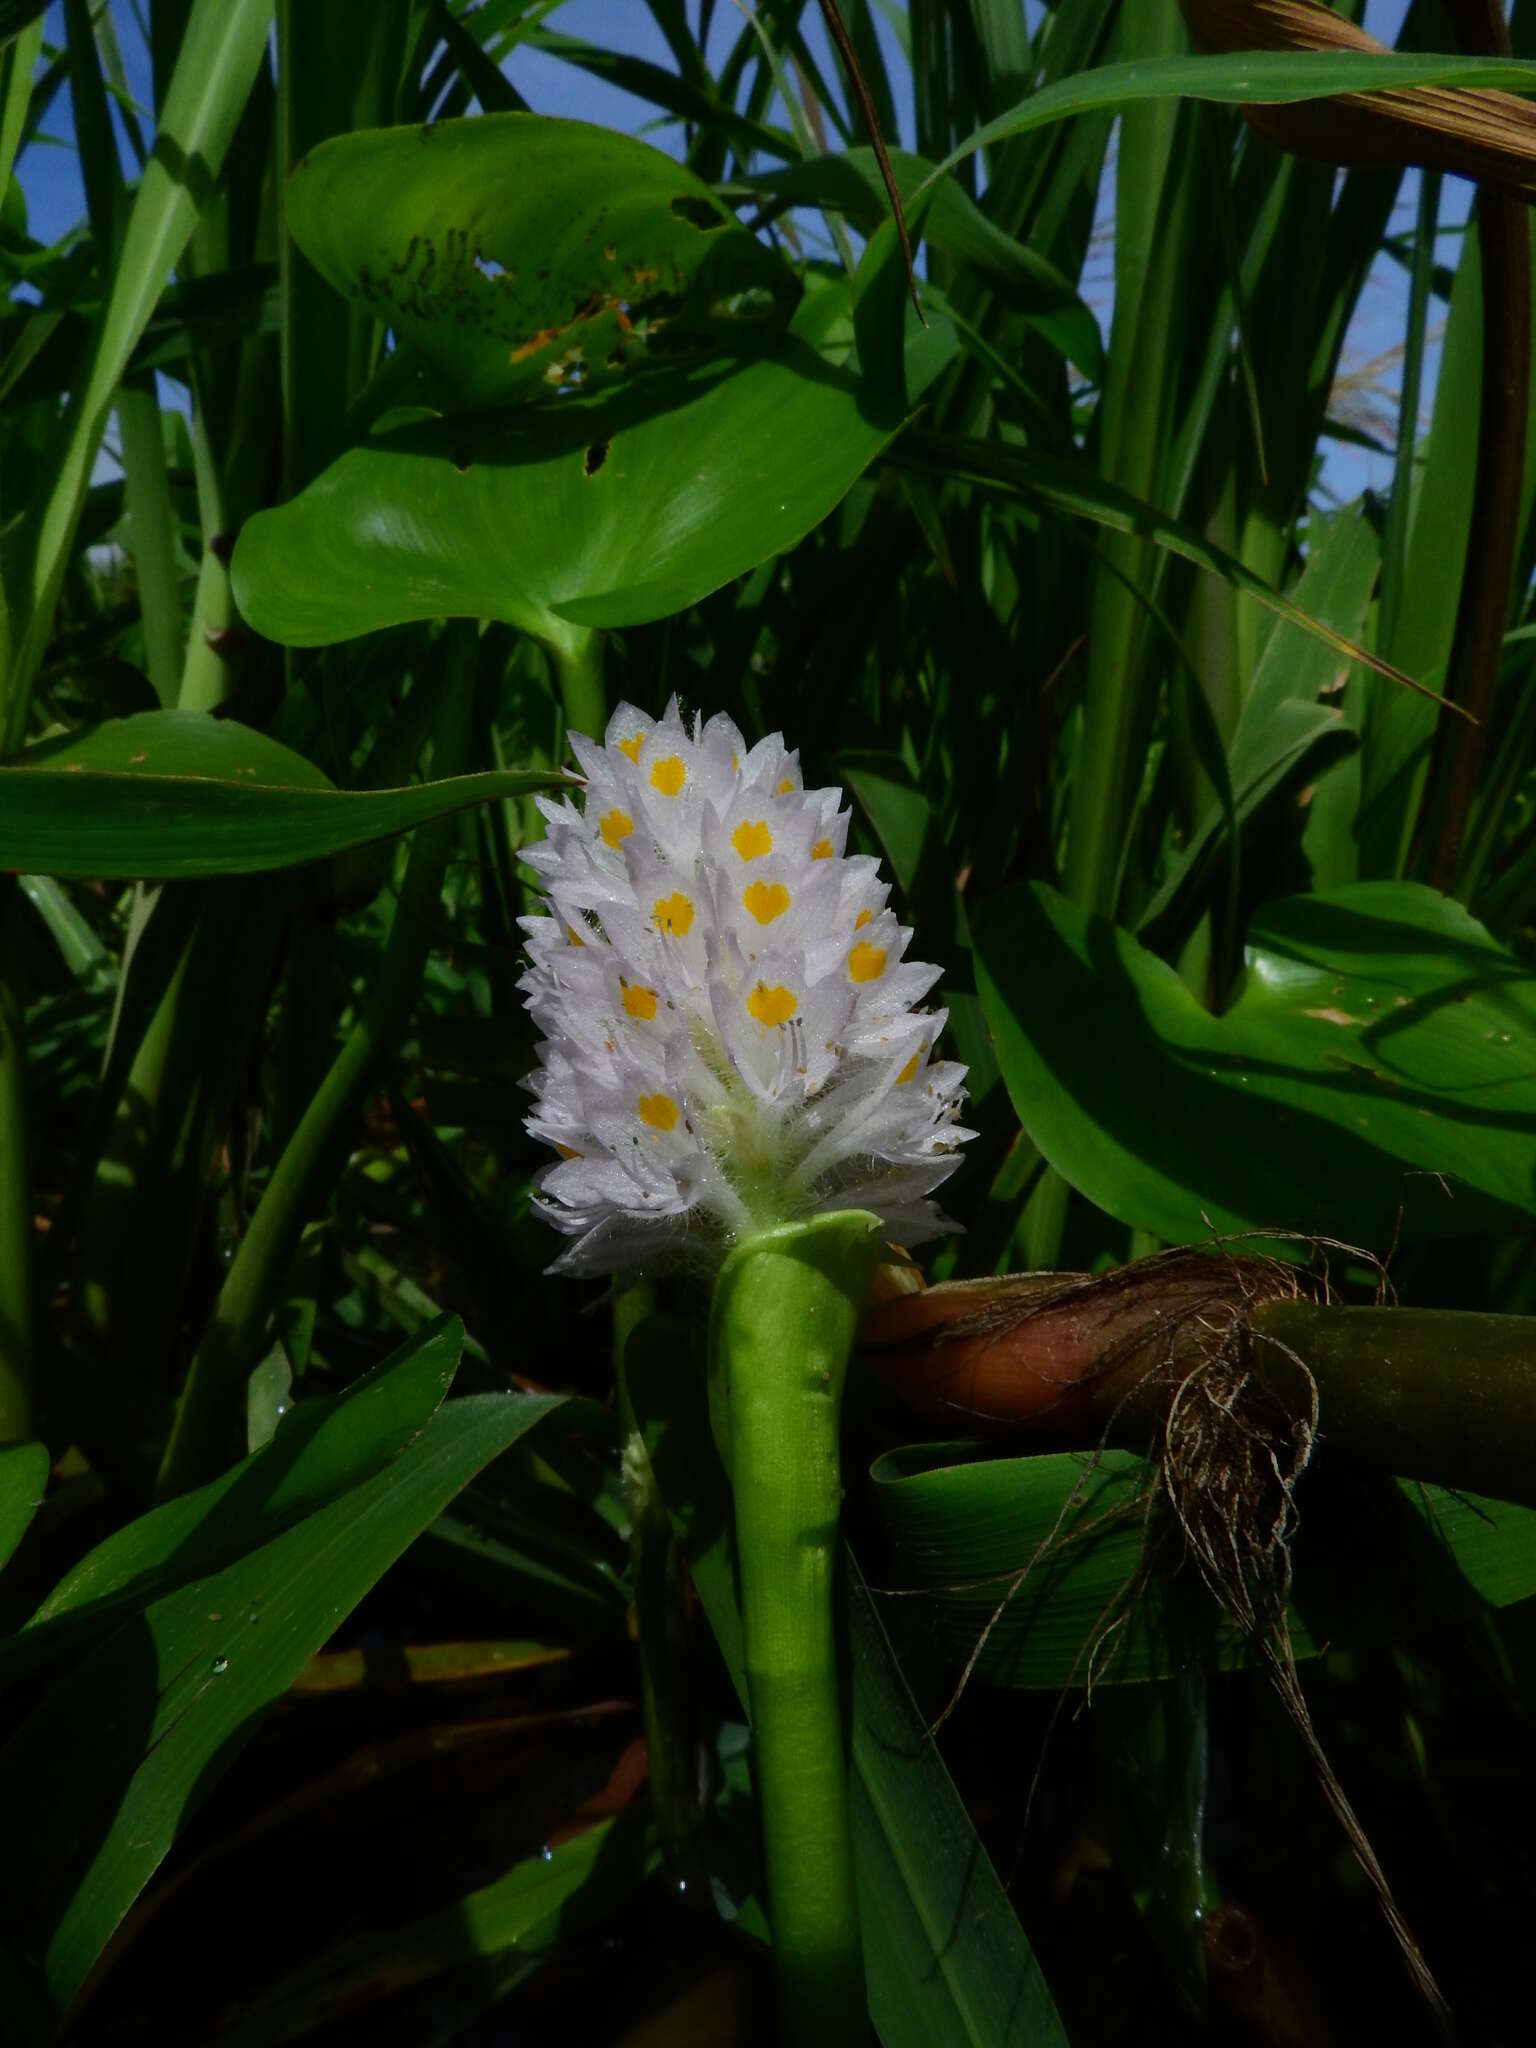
[
  {"left": 670, "top": 194, "right": 728, "bottom": 232},
  {"left": 583, "top": 441, "right": 610, "bottom": 478}
]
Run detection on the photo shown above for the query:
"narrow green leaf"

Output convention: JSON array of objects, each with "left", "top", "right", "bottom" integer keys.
[
  {"left": 0, "top": 1, "right": 46, "bottom": 47},
  {"left": 847, "top": 1555, "right": 1070, "bottom": 2047},
  {"left": 925, "top": 49, "right": 1536, "bottom": 195},
  {"left": 0, "top": 1389, "right": 564, "bottom": 2010},
  {"left": 6, "top": 0, "right": 274, "bottom": 750},
  {"left": 0, "top": 711, "right": 557, "bottom": 879},
  {"left": 216, "top": 1815, "right": 654, "bottom": 2044},
  {"left": 740, "top": 146, "right": 1103, "bottom": 379},
  {"left": 1141, "top": 501, "right": 1381, "bottom": 936},
  {"left": 901, "top": 433, "right": 1435, "bottom": 712},
  {"left": 24, "top": 1316, "right": 464, "bottom": 1640},
  {"left": 0, "top": 1440, "right": 47, "bottom": 1574}
]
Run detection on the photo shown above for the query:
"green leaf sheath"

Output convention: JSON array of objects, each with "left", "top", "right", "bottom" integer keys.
[{"left": 708, "top": 1212, "right": 884, "bottom": 2046}]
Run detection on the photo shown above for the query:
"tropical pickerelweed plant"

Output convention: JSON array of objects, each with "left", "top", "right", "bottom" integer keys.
[
  {"left": 520, "top": 696, "right": 970, "bottom": 2036},
  {"left": 6, "top": 1, "right": 1536, "bottom": 2040}
]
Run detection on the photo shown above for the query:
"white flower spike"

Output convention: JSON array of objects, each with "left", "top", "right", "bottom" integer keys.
[{"left": 519, "top": 697, "right": 973, "bottom": 1274}]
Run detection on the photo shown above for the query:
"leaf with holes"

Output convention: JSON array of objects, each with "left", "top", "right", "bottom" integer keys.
[{"left": 287, "top": 112, "right": 799, "bottom": 407}]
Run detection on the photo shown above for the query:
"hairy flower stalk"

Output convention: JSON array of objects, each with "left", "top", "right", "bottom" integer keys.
[{"left": 521, "top": 699, "right": 971, "bottom": 2041}]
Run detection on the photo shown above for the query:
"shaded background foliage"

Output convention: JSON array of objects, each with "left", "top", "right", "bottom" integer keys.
[{"left": 1, "top": 1, "right": 1536, "bottom": 2042}]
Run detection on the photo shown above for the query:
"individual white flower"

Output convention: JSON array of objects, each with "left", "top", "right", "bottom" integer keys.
[{"left": 518, "top": 697, "right": 973, "bottom": 1274}]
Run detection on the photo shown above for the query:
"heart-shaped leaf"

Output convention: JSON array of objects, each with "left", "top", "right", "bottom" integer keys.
[{"left": 232, "top": 283, "right": 928, "bottom": 652}]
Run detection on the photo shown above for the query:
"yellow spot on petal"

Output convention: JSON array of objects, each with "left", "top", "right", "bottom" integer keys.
[
  {"left": 747, "top": 981, "right": 797, "bottom": 1027},
  {"left": 654, "top": 891, "right": 694, "bottom": 937},
  {"left": 855, "top": 908, "right": 873, "bottom": 929},
  {"left": 639, "top": 1092, "right": 679, "bottom": 1131},
  {"left": 650, "top": 754, "right": 686, "bottom": 796},
  {"left": 896, "top": 1052, "right": 920, "bottom": 1085},
  {"left": 556, "top": 1143, "right": 582, "bottom": 1159},
  {"left": 812, "top": 838, "right": 833, "bottom": 860},
  {"left": 600, "top": 808, "right": 634, "bottom": 848},
  {"left": 618, "top": 733, "right": 644, "bottom": 763},
  {"left": 732, "top": 819, "right": 773, "bottom": 861},
  {"left": 743, "top": 880, "right": 791, "bottom": 924},
  {"left": 777, "top": 776, "right": 795, "bottom": 794},
  {"left": 622, "top": 984, "right": 658, "bottom": 1021},
  {"left": 849, "top": 941, "right": 887, "bottom": 984}
]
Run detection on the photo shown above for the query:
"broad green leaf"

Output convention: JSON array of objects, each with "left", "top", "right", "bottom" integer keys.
[
  {"left": 0, "top": 1441, "right": 47, "bottom": 1574},
  {"left": 287, "top": 113, "right": 798, "bottom": 408},
  {"left": 231, "top": 283, "right": 917, "bottom": 654},
  {"left": 974, "top": 880, "right": 1536, "bottom": 1246},
  {"left": 625, "top": 1324, "right": 1069, "bottom": 2047},
  {"left": 870, "top": 1444, "right": 1185, "bottom": 1691},
  {"left": 0, "top": 712, "right": 556, "bottom": 879},
  {"left": 20, "top": 1316, "right": 463, "bottom": 1652},
  {"left": 870, "top": 1442, "right": 1536, "bottom": 1691},
  {"left": 217, "top": 1815, "right": 654, "bottom": 2044},
  {"left": 0, "top": 1389, "right": 564, "bottom": 2010}
]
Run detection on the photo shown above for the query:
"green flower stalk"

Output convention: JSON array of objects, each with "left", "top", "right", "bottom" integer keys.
[{"left": 520, "top": 700, "right": 972, "bottom": 2039}]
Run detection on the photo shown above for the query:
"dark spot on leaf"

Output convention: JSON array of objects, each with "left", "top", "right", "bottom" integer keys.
[
  {"left": 671, "top": 194, "right": 727, "bottom": 232},
  {"left": 451, "top": 445, "right": 472, "bottom": 473},
  {"left": 584, "top": 441, "right": 610, "bottom": 477}
]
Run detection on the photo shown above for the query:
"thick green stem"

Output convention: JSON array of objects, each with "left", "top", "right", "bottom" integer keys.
[
  {"left": 1253, "top": 1300, "right": 1536, "bottom": 1509},
  {"left": 709, "top": 1210, "right": 883, "bottom": 2047},
  {"left": 155, "top": 626, "right": 477, "bottom": 1496},
  {"left": 549, "top": 630, "right": 606, "bottom": 740},
  {"left": 0, "top": 886, "right": 36, "bottom": 1442}
]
